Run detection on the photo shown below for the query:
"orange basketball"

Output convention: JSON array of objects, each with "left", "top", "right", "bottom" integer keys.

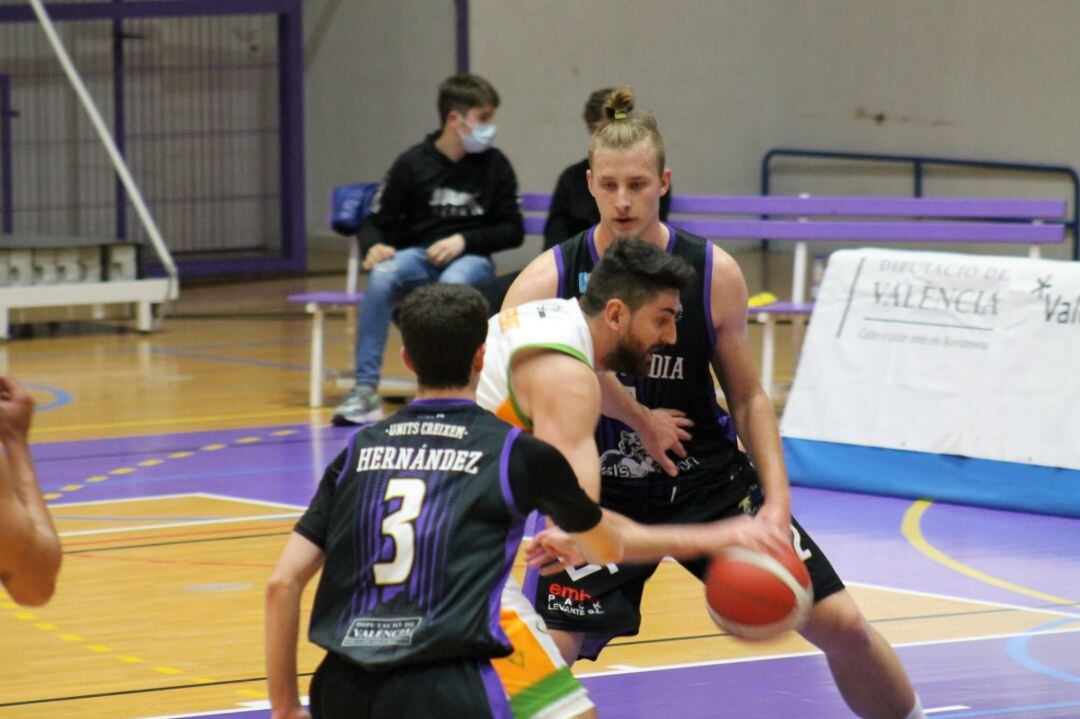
[{"left": 704, "top": 542, "right": 813, "bottom": 640}]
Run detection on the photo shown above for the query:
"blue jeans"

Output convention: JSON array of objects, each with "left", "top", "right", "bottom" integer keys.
[{"left": 355, "top": 246, "right": 494, "bottom": 387}]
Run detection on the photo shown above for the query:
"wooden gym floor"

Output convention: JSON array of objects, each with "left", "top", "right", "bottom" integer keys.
[{"left": 1, "top": 261, "right": 1079, "bottom": 718}]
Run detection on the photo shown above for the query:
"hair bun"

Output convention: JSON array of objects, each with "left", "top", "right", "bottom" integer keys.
[{"left": 604, "top": 87, "right": 636, "bottom": 121}]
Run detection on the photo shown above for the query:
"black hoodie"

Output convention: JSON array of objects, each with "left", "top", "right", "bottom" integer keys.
[{"left": 359, "top": 131, "right": 524, "bottom": 257}]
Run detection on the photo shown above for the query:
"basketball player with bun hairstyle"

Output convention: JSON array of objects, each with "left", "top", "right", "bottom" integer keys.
[
  {"left": 542, "top": 87, "right": 671, "bottom": 251},
  {"left": 505, "top": 88, "right": 926, "bottom": 719}
]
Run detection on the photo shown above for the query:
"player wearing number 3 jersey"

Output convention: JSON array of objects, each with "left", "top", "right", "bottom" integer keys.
[{"left": 266, "top": 284, "right": 620, "bottom": 719}]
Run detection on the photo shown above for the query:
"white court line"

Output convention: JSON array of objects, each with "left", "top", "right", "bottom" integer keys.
[
  {"left": 49, "top": 492, "right": 306, "bottom": 513},
  {"left": 59, "top": 512, "right": 302, "bottom": 538},
  {"left": 139, "top": 697, "right": 307, "bottom": 719},
  {"left": 137, "top": 709, "right": 259, "bottom": 719},
  {"left": 135, "top": 696, "right": 974, "bottom": 719},
  {"left": 48, "top": 492, "right": 203, "bottom": 508},
  {"left": 848, "top": 580, "right": 1080, "bottom": 619},
  {"left": 195, "top": 491, "right": 307, "bottom": 511},
  {"left": 49, "top": 492, "right": 302, "bottom": 537},
  {"left": 926, "top": 707, "right": 973, "bottom": 714},
  {"left": 576, "top": 624, "right": 1080, "bottom": 678}
]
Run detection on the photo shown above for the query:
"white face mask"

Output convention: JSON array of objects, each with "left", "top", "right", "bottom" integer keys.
[{"left": 458, "top": 121, "right": 497, "bottom": 153}]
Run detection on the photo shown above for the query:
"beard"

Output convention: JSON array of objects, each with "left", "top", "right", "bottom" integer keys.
[{"left": 605, "top": 335, "right": 654, "bottom": 377}]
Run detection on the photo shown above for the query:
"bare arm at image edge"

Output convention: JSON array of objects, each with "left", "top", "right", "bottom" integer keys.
[{"left": 0, "top": 375, "right": 61, "bottom": 606}]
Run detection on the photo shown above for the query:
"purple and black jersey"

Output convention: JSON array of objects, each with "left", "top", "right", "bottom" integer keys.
[
  {"left": 553, "top": 228, "right": 738, "bottom": 508},
  {"left": 295, "top": 399, "right": 599, "bottom": 671}
]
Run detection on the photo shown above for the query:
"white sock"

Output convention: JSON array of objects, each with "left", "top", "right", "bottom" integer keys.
[{"left": 904, "top": 694, "right": 926, "bottom": 719}]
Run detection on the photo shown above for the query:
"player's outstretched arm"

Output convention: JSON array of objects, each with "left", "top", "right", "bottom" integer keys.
[
  {"left": 526, "top": 510, "right": 789, "bottom": 572},
  {"left": 602, "top": 510, "right": 788, "bottom": 562},
  {"left": 266, "top": 532, "right": 324, "bottom": 719},
  {"left": 516, "top": 432, "right": 622, "bottom": 566},
  {"left": 0, "top": 375, "right": 60, "bottom": 606}
]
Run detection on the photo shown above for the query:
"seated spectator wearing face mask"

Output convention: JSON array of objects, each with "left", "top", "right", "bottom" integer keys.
[{"left": 334, "top": 74, "right": 524, "bottom": 426}]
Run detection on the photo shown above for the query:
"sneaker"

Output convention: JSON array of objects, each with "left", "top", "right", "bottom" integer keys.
[{"left": 332, "top": 385, "right": 383, "bottom": 426}]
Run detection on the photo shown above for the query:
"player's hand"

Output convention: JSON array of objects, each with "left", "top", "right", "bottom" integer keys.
[
  {"left": 0, "top": 374, "right": 34, "bottom": 443},
  {"left": 362, "top": 243, "right": 396, "bottom": 271},
  {"left": 706, "top": 514, "right": 789, "bottom": 556},
  {"left": 525, "top": 527, "right": 587, "bottom": 576},
  {"left": 638, "top": 407, "right": 693, "bottom": 477},
  {"left": 753, "top": 502, "right": 793, "bottom": 552},
  {"left": 426, "top": 234, "right": 465, "bottom": 267}
]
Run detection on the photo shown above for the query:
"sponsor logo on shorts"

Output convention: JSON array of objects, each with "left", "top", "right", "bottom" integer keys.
[
  {"left": 341, "top": 616, "right": 422, "bottom": 647},
  {"left": 547, "top": 583, "right": 605, "bottom": 617}
]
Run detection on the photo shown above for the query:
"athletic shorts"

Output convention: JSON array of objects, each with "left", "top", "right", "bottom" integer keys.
[
  {"left": 309, "top": 651, "right": 509, "bottom": 719},
  {"left": 524, "top": 453, "right": 846, "bottom": 661},
  {"left": 490, "top": 576, "right": 595, "bottom": 718}
]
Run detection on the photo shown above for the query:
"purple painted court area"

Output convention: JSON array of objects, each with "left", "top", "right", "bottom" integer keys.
[
  {"left": 165, "top": 631, "right": 1080, "bottom": 719},
  {"left": 33, "top": 425, "right": 1080, "bottom": 718},
  {"left": 34, "top": 424, "right": 361, "bottom": 507},
  {"left": 582, "top": 629, "right": 1080, "bottom": 718}
]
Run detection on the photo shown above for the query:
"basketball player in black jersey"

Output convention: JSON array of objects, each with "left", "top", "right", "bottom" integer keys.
[
  {"left": 266, "top": 285, "right": 620, "bottom": 719},
  {"left": 507, "top": 88, "right": 925, "bottom": 719}
]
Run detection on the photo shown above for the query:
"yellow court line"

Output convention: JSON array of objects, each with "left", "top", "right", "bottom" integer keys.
[
  {"left": 6, "top": 586, "right": 219, "bottom": 687},
  {"left": 44, "top": 431, "right": 297, "bottom": 503},
  {"left": 901, "top": 499, "right": 1074, "bottom": 606},
  {"left": 33, "top": 407, "right": 331, "bottom": 434}
]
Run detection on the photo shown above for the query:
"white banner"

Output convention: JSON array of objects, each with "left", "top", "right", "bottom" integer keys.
[{"left": 781, "top": 248, "right": 1080, "bottom": 471}]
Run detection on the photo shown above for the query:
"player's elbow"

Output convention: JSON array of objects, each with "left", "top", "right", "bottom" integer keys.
[
  {"left": 10, "top": 576, "right": 56, "bottom": 606},
  {"left": 9, "top": 538, "right": 62, "bottom": 606},
  {"left": 265, "top": 568, "right": 305, "bottom": 606},
  {"left": 4, "top": 557, "right": 60, "bottom": 607},
  {"left": 265, "top": 572, "right": 297, "bottom": 599}
]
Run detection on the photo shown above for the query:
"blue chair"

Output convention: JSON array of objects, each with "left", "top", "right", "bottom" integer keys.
[{"left": 328, "top": 182, "right": 379, "bottom": 293}]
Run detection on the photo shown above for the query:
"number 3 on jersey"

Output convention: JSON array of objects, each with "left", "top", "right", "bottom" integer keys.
[{"left": 373, "top": 478, "right": 427, "bottom": 585}]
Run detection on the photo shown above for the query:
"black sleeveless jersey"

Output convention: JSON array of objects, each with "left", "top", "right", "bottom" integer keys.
[
  {"left": 296, "top": 399, "right": 600, "bottom": 670},
  {"left": 553, "top": 226, "right": 738, "bottom": 493}
]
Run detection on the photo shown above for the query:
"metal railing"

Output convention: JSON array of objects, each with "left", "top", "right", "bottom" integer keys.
[{"left": 760, "top": 148, "right": 1079, "bottom": 260}]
